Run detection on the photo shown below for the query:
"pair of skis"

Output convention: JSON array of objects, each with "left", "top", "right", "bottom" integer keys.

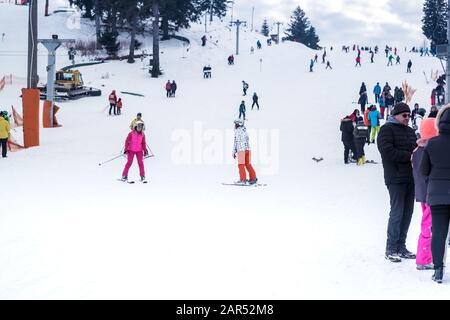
[
  {"left": 222, "top": 182, "right": 267, "bottom": 187},
  {"left": 117, "top": 179, "right": 147, "bottom": 184}
]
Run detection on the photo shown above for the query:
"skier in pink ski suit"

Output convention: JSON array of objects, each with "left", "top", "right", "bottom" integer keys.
[{"left": 121, "top": 121, "right": 148, "bottom": 181}]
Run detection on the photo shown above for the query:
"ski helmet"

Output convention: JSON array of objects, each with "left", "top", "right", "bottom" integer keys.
[{"left": 134, "top": 121, "right": 144, "bottom": 129}]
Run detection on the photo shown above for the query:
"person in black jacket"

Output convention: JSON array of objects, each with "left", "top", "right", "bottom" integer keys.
[
  {"left": 420, "top": 105, "right": 450, "bottom": 283},
  {"left": 354, "top": 119, "right": 369, "bottom": 165},
  {"left": 340, "top": 116, "right": 357, "bottom": 164},
  {"left": 377, "top": 102, "right": 418, "bottom": 262}
]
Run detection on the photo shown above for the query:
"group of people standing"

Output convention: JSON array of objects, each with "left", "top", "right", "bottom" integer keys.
[
  {"left": 108, "top": 90, "right": 123, "bottom": 116},
  {"left": 165, "top": 80, "right": 177, "bottom": 97},
  {"left": 377, "top": 102, "right": 450, "bottom": 284}
]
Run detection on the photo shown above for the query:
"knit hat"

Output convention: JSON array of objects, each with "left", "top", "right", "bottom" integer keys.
[
  {"left": 419, "top": 118, "right": 438, "bottom": 140},
  {"left": 392, "top": 102, "right": 410, "bottom": 115}
]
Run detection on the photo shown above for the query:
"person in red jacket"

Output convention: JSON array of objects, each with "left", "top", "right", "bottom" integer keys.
[
  {"left": 355, "top": 56, "right": 361, "bottom": 67},
  {"left": 121, "top": 121, "right": 148, "bottom": 182},
  {"left": 117, "top": 98, "right": 123, "bottom": 115},
  {"left": 165, "top": 80, "right": 172, "bottom": 97},
  {"left": 364, "top": 105, "right": 373, "bottom": 144},
  {"left": 109, "top": 90, "right": 118, "bottom": 115}
]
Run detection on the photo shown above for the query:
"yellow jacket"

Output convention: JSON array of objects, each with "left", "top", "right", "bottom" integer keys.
[
  {"left": 129, "top": 118, "right": 146, "bottom": 131},
  {"left": 0, "top": 117, "right": 10, "bottom": 139}
]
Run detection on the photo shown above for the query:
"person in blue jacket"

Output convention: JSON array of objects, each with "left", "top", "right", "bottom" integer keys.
[
  {"left": 373, "top": 82, "right": 382, "bottom": 104},
  {"left": 310, "top": 59, "right": 314, "bottom": 72},
  {"left": 368, "top": 105, "right": 382, "bottom": 143}
]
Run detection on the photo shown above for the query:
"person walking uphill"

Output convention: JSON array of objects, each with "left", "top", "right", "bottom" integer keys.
[
  {"left": 233, "top": 119, "right": 257, "bottom": 185},
  {"left": 420, "top": 105, "right": 450, "bottom": 283},
  {"left": 252, "top": 92, "right": 260, "bottom": 110},
  {"left": 130, "top": 113, "right": 146, "bottom": 131},
  {"left": 377, "top": 102, "right": 418, "bottom": 262},
  {"left": 412, "top": 118, "right": 438, "bottom": 271},
  {"left": 165, "top": 80, "right": 172, "bottom": 97},
  {"left": 354, "top": 119, "right": 369, "bottom": 165},
  {"left": 121, "top": 121, "right": 148, "bottom": 183},
  {"left": 373, "top": 82, "right": 381, "bottom": 104},
  {"left": 0, "top": 112, "right": 10, "bottom": 158}
]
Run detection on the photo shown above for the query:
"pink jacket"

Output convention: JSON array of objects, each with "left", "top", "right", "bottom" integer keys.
[{"left": 125, "top": 131, "right": 147, "bottom": 153}]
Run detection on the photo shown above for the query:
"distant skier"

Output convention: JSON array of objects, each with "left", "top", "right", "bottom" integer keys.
[
  {"left": 256, "top": 40, "right": 262, "bottom": 49},
  {"left": 108, "top": 90, "right": 118, "bottom": 116},
  {"left": 242, "top": 81, "right": 249, "bottom": 96},
  {"left": 201, "top": 35, "right": 207, "bottom": 46},
  {"left": 310, "top": 59, "right": 314, "bottom": 72},
  {"left": 387, "top": 54, "right": 394, "bottom": 66},
  {"left": 370, "top": 50, "right": 374, "bottom": 63},
  {"left": 1, "top": 33, "right": 5, "bottom": 41},
  {"left": 355, "top": 55, "right": 361, "bottom": 67},
  {"left": 120, "top": 121, "right": 148, "bottom": 183},
  {"left": 165, "top": 80, "right": 172, "bottom": 97},
  {"left": 314, "top": 54, "right": 318, "bottom": 63},
  {"left": 129, "top": 113, "right": 146, "bottom": 131},
  {"left": 326, "top": 61, "right": 332, "bottom": 69},
  {"left": 203, "top": 65, "right": 212, "bottom": 78},
  {"left": 322, "top": 50, "right": 326, "bottom": 64},
  {"left": 171, "top": 80, "right": 177, "bottom": 97},
  {"left": 232, "top": 119, "right": 257, "bottom": 185},
  {"left": 396, "top": 55, "right": 401, "bottom": 65},
  {"left": 228, "top": 54, "right": 234, "bottom": 65},
  {"left": 239, "top": 100, "right": 246, "bottom": 120},
  {"left": 251, "top": 93, "right": 260, "bottom": 110},
  {"left": 407, "top": 60, "right": 412, "bottom": 73},
  {"left": 0, "top": 111, "right": 10, "bottom": 158},
  {"left": 117, "top": 98, "right": 123, "bottom": 115},
  {"left": 373, "top": 82, "right": 381, "bottom": 103},
  {"left": 250, "top": 46, "right": 254, "bottom": 54}
]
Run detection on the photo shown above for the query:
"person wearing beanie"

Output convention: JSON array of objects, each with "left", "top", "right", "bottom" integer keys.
[
  {"left": 421, "top": 105, "right": 450, "bottom": 283},
  {"left": 412, "top": 118, "right": 438, "bottom": 271},
  {"left": 377, "top": 102, "right": 418, "bottom": 262},
  {"left": 353, "top": 118, "right": 369, "bottom": 165},
  {"left": 429, "top": 106, "right": 438, "bottom": 118}
]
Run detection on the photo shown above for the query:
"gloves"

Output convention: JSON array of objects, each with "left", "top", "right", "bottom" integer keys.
[
  {"left": 124, "top": 150, "right": 128, "bottom": 154},
  {"left": 144, "top": 149, "right": 149, "bottom": 156}
]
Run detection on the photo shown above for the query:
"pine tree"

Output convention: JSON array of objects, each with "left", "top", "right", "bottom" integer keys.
[
  {"left": 422, "top": 0, "right": 447, "bottom": 45},
  {"left": 285, "top": 6, "right": 321, "bottom": 50},
  {"left": 261, "top": 19, "right": 269, "bottom": 37},
  {"left": 99, "top": 30, "right": 120, "bottom": 57}
]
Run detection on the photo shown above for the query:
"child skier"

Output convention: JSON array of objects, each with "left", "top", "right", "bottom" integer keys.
[
  {"left": 251, "top": 93, "right": 260, "bottom": 110},
  {"left": 412, "top": 118, "right": 438, "bottom": 270},
  {"left": 129, "top": 113, "right": 146, "bottom": 131},
  {"left": 121, "top": 121, "right": 148, "bottom": 182},
  {"left": 117, "top": 98, "right": 123, "bottom": 115},
  {"left": 353, "top": 119, "right": 369, "bottom": 165},
  {"left": 232, "top": 119, "right": 257, "bottom": 185}
]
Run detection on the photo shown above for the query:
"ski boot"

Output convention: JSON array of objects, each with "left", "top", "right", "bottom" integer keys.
[
  {"left": 248, "top": 179, "right": 258, "bottom": 185},
  {"left": 234, "top": 180, "right": 247, "bottom": 185},
  {"left": 432, "top": 267, "right": 444, "bottom": 283},
  {"left": 397, "top": 247, "right": 416, "bottom": 259},
  {"left": 416, "top": 263, "right": 434, "bottom": 270},
  {"left": 120, "top": 176, "right": 128, "bottom": 182}
]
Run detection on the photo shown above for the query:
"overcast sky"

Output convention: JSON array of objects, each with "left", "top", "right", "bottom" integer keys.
[{"left": 232, "top": 0, "right": 428, "bottom": 46}]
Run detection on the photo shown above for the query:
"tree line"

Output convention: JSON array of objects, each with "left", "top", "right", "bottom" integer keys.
[{"left": 73, "top": 0, "right": 229, "bottom": 77}]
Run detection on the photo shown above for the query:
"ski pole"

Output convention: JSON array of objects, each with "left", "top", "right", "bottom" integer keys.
[
  {"left": 98, "top": 153, "right": 124, "bottom": 166},
  {"left": 102, "top": 104, "right": 109, "bottom": 113}
]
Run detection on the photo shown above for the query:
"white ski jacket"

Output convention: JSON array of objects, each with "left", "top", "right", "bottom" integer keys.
[{"left": 233, "top": 126, "right": 250, "bottom": 154}]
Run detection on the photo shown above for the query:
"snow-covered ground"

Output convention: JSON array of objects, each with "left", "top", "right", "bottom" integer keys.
[{"left": 0, "top": 1, "right": 448, "bottom": 299}]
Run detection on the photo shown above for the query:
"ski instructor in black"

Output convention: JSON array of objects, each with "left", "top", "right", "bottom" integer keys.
[{"left": 377, "top": 102, "right": 417, "bottom": 263}]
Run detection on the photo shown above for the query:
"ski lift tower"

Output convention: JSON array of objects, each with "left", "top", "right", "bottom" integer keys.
[
  {"left": 38, "top": 35, "right": 75, "bottom": 127},
  {"left": 435, "top": 0, "right": 450, "bottom": 103},
  {"left": 230, "top": 19, "right": 247, "bottom": 55}
]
